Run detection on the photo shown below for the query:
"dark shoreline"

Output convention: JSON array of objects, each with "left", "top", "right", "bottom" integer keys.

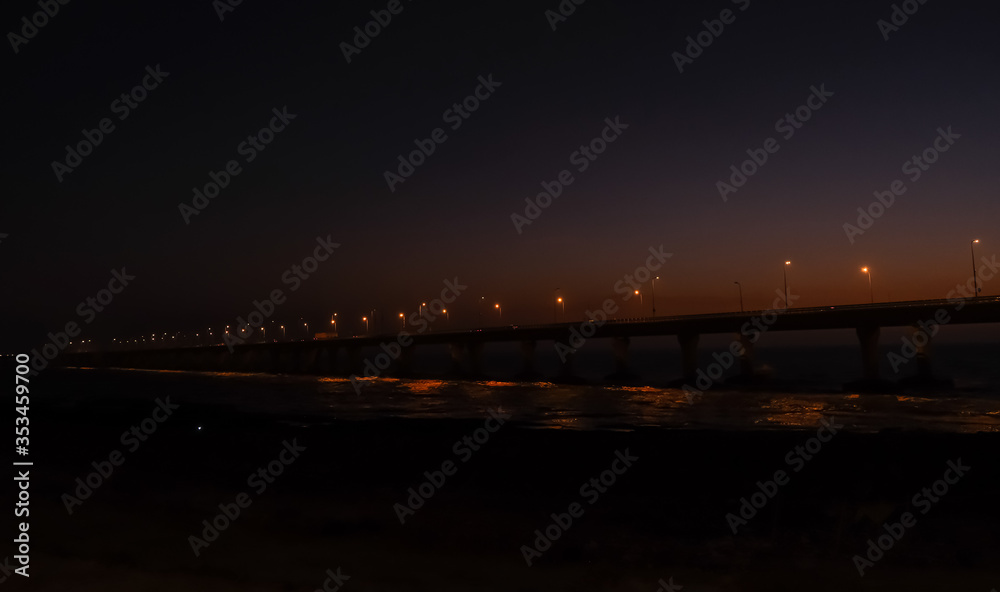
[{"left": 25, "top": 369, "right": 1000, "bottom": 590}]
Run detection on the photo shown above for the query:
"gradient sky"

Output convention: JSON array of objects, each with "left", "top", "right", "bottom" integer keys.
[{"left": 3, "top": 0, "right": 999, "bottom": 346}]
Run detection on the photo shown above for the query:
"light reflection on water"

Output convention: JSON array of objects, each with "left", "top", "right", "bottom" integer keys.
[
  {"left": 67, "top": 368, "right": 1000, "bottom": 434},
  {"left": 306, "top": 376, "right": 1000, "bottom": 434}
]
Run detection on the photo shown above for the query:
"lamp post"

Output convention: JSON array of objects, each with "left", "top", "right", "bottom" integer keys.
[
  {"left": 553, "top": 288, "right": 560, "bottom": 323},
  {"left": 280, "top": 325, "right": 285, "bottom": 340},
  {"left": 304, "top": 322, "right": 309, "bottom": 339},
  {"left": 971, "top": 239, "right": 980, "bottom": 296},
  {"left": 363, "top": 316, "right": 368, "bottom": 334},
  {"left": 734, "top": 281, "right": 743, "bottom": 312},
  {"left": 442, "top": 309, "right": 449, "bottom": 324},
  {"left": 495, "top": 303, "right": 501, "bottom": 322},
  {"left": 861, "top": 267, "right": 873, "bottom": 303},
  {"left": 652, "top": 276, "right": 659, "bottom": 316},
  {"left": 634, "top": 290, "right": 643, "bottom": 317},
  {"left": 331, "top": 313, "right": 337, "bottom": 335},
  {"left": 399, "top": 313, "right": 405, "bottom": 330},
  {"left": 782, "top": 261, "right": 791, "bottom": 309}
]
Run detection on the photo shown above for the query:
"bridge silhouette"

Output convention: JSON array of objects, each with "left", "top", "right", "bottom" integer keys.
[{"left": 62, "top": 296, "right": 1000, "bottom": 389}]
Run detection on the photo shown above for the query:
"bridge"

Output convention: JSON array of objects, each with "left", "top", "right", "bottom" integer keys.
[{"left": 60, "top": 296, "right": 1000, "bottom": 390}]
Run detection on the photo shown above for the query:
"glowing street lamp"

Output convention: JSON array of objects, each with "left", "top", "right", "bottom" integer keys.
[
  {"left": 304, "top": 322, "right": 309, "bottom": 338},
  {"left": 971, "top": 239, "right": 981, "bottom": 296},
  {"left": 280, "top": 325, "right": 285, "bottom": 339},
  {"left": 331, "top": 313, "right": 338, "bottom": 334},
  {"left": 442, "top": 308, "right": 449, "bottom": 323},
  {"left": 634, "top": 290, "right": 643, "bottom": 317},
  {"left": 399, "top": 312, "right": 405, "bottom": 330},
  {"left": 861, "top": 267, "right": 873, "bottom": 303},
  {"left": 733, "top": 281, "right": 743, "bottom": 313},
  {"left": 363, "top": 316, "right": 369, "bottom": 333},
  {"left": 495, "top": 303, "right": 501, "bottom": 322},
  {"left": 557, "top": 297, "right": 564, "bottom": 321}
]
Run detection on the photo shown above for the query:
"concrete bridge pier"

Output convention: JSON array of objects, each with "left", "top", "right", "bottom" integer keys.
[
  {"left": 517, "top": 340, "right": 541, "bottom": 379},
  {"left": 846, "top": 325, "right": 893, "bottom": 392},
  {"left": 468, "top": 341, "right": 485, "bottom": 377},
  {"left": 299, "top": 346, "right": 320, "bottom": 373},
  {"left": 449, "top": 342, "right": 485, "bottom": 377},
  {"left": 249, "top": 346, "right": 275, "bottom": 373},
  {"left": 678, "top": 332, "right": 700, "bottom": 381},
  {"left": 898, "top": 324, "right": 953, "bottom": 388},
  {"left": 233, "top": 348, "right": 252, "bottom": 372},
  {"left": 607, "top": 336, "right": 636, "bottom": 381},
  {"left": 317, "top": 346, "right": 338, "bottom": 375},
  {"left": 725, "top": 333, "right": 759, "bottom": 386},
  {"left": 449, "top": 342, "right": 465, "bottom": 375},
  {"left": 277, "top": 348, "right": 298, "bottom": 373},
  {"left": 914, "top": 326, "right": 933, "bottom": 379},
  {"left": 346, "top": 346, "right": 364, "bottom": 376},
  {"left": 739, "top": 333, "right": 756, "bottom": 377},
  {"left": 557, "top": 347, "right": 579, "bottom": 382},
  {"left": 857, "top": 325, "right": 880, "bottom": 380},
  {"left": 393, "top": 345, "right": 416, "bottom": 377}
]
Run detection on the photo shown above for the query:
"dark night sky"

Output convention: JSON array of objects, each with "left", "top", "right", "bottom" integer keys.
[{"left": 2, "top": 0, "right": 999, "bottom": 347}]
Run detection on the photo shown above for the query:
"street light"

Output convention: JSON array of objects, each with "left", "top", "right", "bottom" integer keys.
[
  {"left": 331, "top": 313, "right": 338, "bottom": 334},
  {"left": 495, "top": 303, "right": 501, "bottom": 322},
  {"left": 734, "top": 281, "right": 743, "bottom": 312},
  {"left": 399, "top": 312, "right": 405, "bottom": 330},
  {"left": 363, "top": 316, "right": 368, "bottom": 333},
  {"left": 280, "top": 325, "right": 285, "bottom": 339},
  {"left": 971, "top": 239, "right": 981, "bottom": 296},
  {"left": 554, "top": 288, "right": 561, "bottom": 323},
  {"left": 304, "top": 322, "right": 309, "bottom": 338},
  {"left": 861, "top": 267, "right": 873, "bottom": 304},
  {"left": 634, "top": 290, "right": 643, "bottom": 317},
  {"left": 782, "top": 261, "right": 791, "bottom": 309},
  {"left": 652, "top": 276, "right": 659, "bottom": 316},
  {"left": 442, "top": 308, "right": 449, "bottom": 324}
]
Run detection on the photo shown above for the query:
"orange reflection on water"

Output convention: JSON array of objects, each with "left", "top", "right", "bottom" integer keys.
[
  {"left": 543, "top": 413, "right": 583, "bottom": 430},
  {"left": 617, "top": 387, "right": 688, "bottom": 409},
  {"left": 402, "top": 379, "right": 446, "bottom": 394},
  {"left": 616, "top": 385, "right": 662, "bottom": 393},
  {"left": 757, "top": 398, "right": 830, "bottom": 428},
  {"left": 475, "top": 380, "right": 519, "bottom": 388}
]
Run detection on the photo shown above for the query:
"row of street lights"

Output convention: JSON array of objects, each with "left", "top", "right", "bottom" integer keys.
[
  {"left": 163, "top": 240, "right": 991, "bottom": 343},
  {"left": 746, "top": 240, "right": 982, "bottom": 311},
  {"left": 111, "top": 239, "right": 986, "bottom": 347}
]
